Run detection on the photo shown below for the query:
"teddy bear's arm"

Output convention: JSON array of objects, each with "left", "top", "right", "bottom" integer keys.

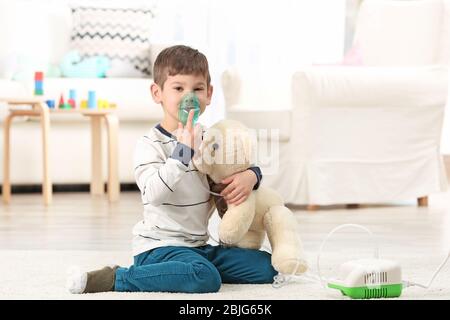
[{"left": 218, "top": 193, "right": 256, "bottom": 245}]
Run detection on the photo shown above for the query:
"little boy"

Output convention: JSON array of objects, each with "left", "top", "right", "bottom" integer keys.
[{"left": 67, "top": 45, "right": 277, "bottom": 294}]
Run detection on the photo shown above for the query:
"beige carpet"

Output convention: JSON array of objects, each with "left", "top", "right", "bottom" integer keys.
[{"left": 0, "top": 250, "right": 448, "bottom": 300}]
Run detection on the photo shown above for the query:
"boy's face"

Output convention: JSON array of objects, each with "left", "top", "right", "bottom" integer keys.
[{"left": 151, "top": 73, "right": 213, "bottom": 124}]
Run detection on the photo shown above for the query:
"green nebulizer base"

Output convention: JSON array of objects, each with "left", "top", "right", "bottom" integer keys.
[
  {"left": 327, "top": 258, "right": 403, "bottom": 299},
  {"left": 328, "top": 283, "right": 402, "bottom": 299}
]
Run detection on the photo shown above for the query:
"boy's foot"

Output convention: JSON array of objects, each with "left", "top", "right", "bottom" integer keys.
[{"left": 66, "top": 265, "right": 119, "bottom": 294}]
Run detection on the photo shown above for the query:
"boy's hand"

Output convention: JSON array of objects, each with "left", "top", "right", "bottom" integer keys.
[
  {"left": 220, "top": 170, "right": 258, "bottom": 206},
  {"left": 175, "top": 110, "right": 202, "bottom": 152}
]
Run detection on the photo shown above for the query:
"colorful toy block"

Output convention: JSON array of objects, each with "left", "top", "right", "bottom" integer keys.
[
  {"left": 68, "top": 98, "right": 76, "bottom": 109},
  {"left": 35, "top": 81, "right": 43, "bottom": 90},
  {"left": 52, "top": 89, "right": 116, "bottom": 110},
  {"left": 58, "top": 94, "right": 65, "bottom": 109},
  {"left": 34, "top": 71, "right": 44, "bottom": 96},
  {"left": 34, "top": 72, "right": 43, "bottom": 81},
  {"left": 97, "top": 99, "right": 110, "bottom": 109},
  {"left": 45, "top": 100, "right": 55, "bottom": 109},
  {"left": 88, "top": 90, "right": 96, "bottom": 109},
  {"left": 69, "top": 89, "right": 77, "bottom": 108}
]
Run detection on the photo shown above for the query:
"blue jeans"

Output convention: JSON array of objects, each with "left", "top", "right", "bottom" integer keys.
[{"left": 114, "top": 244, "right": 277, "bottom": 293}]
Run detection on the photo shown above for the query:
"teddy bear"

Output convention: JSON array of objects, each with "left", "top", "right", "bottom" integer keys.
[{"left": 193, "top": 119, "right": 308, "bottom": 275}]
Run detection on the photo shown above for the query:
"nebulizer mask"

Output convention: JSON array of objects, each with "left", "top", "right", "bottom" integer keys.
[{"left": 178, "top": 92, "right": 201, "bottom": 126}]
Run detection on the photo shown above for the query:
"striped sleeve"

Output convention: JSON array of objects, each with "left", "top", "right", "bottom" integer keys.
[
  {"left": 133, "top": 138, "right": 193, "bottom": 206},
  {"left": 248, "top": 166, "right": 263, "bottom": 190}
]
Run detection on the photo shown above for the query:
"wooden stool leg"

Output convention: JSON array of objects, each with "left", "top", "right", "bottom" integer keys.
[
  {"left": 2, "top": 114, "right": 14, "bottom": 204},
  {"left": 307, "top": 205, "right": 319, "bottom": 211},
  {"left": 417, "top": 196, "right": 428, "bottom": 207},
  {"left": 90, "top": 116, "right": 104, "bottom": 195},
  {"left": 105, "top": 114, "right": 119, "bottom": 202},
  {"left": 37, "top": 103, "right": 52, "bottom": 205}
]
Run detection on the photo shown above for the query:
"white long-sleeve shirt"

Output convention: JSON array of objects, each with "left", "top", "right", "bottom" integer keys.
[{"left": 132, "top": 124, "right": 214, "bottom": 256}]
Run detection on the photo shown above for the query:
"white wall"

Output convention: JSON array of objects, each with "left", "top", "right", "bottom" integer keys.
[
  {"left": 150, "top": 0, "right": 346, "bottom": 126},
  {"left": 0, "top": 0, "right": 346, "bottom": 127}
]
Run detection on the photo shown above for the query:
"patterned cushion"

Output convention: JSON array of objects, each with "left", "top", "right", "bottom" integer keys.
[{"left": 70, "top": 6, "right": 154, "bottom": 77}]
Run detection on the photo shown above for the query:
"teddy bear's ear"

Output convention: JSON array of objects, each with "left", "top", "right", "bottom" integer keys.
[{"left": 194, "top": 128, "right": 224, "bottom": 173}]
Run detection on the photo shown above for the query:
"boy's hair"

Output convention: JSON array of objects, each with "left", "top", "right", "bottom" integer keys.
[{"left": 153, "top": 45, "right": 211, "bottom": 89}]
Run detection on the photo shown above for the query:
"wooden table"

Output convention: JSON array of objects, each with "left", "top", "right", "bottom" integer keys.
[{"left": 0, "top": 97, "right": 119, "bottom": 205}]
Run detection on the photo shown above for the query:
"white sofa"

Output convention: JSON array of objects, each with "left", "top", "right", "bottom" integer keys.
[
  {"left": 222, "top": 0, "right": 450, "bottom": 206},
  {"left": 0, "top": 1, "right": 166, "bottom": 185}
]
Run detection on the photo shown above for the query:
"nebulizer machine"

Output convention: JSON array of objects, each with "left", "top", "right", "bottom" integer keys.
[{"left": 272, "top": 224, "right": 450, "bottom": 299}]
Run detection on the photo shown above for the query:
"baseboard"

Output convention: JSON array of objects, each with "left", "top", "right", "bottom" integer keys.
[
  {"left": 3, "top": 158, "right": 450, "bottom": 194},
  {"left": 0, "top": 183, "right": 139, "bottom": 194}
]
